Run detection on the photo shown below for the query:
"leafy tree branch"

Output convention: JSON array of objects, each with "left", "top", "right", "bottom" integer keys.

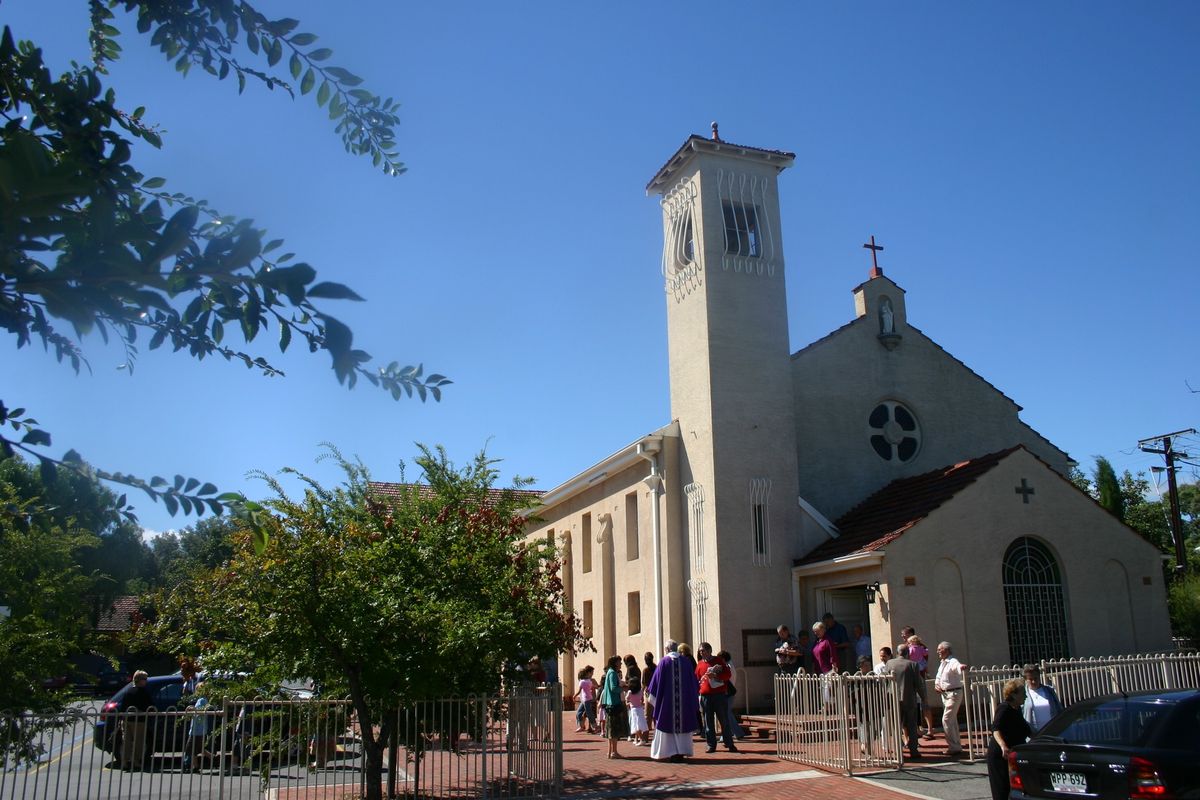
[{"left": 1, "top": 2, "right": 448, "bottom": 521}]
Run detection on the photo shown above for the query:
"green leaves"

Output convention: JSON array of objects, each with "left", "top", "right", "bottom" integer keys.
[
  {"left": 307, "top": 282, "right": 365, "bottom": 301},
  {"left": 1, "top": 3, "right": 442, "bottom": 522}
]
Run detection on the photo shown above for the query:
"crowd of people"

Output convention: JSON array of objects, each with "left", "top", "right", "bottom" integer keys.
[
  {"left": 774, "top": 617, "right": 1065, "bottom": 800},
  {"left": 572, "top": 639, "right": 748, "bottom": 762}
]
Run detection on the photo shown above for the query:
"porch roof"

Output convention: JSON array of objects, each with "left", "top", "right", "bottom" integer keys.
[{"left": 795, "top": 446, "right": 1024, "bottom": 566}]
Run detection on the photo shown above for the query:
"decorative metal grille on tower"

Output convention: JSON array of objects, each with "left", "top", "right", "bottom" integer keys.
[
  {"left": 688, "top": 577, "right": 708, "bottom": 646},
  {"left": 1002, "top": 537, "right": 1070, "bottom": 665},
  {"left": 717, "top": 169, "right": 778, "bottom": 275},
  {"left": 685, "top": 482, "right": 705, "bottom": 574},
  {"left": 750, "top": 478, "right": 772, "bottom": 567},
  {"left": 661, "top": 177, "right": 701, "bottom": 300}
]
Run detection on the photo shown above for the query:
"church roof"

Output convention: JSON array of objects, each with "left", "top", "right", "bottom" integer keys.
[
  {"left": 790, "top": 318, "right": 1026, "bottom": 414},
  {"left": 646, "top": 134, "right": 795, "bottom": 194},
  {"left": 796, "top": 446, "right": 1024, "bottom": 565}
]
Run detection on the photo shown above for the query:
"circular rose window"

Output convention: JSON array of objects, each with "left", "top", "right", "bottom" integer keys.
[{"left": 868, "top": 401, "right": 921, "bottom": 462}]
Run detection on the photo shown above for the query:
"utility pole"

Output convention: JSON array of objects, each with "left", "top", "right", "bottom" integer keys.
[{"left": 1138, "top": 428, "right": 1197, "bottom": 577}]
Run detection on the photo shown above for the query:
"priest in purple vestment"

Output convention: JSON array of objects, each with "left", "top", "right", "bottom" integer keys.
[{"left": 646, "top": 640, "right": 700, "bottom": 761}]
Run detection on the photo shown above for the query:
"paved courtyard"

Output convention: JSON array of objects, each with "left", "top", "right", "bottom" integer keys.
[{"left": 558, "top": 714, "right": 993, "bottom": 800}]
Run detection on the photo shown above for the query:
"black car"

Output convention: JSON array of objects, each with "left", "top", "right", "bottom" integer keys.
[
  {"left": 93, "top": 675, "right": 190, "bottom": 755},
  {"left": 93, "top": 675, "right": 308, "bottom": 766},
  {"left": 93, "top": 664, "right": 132, "bottom": 696},
  {"left": 1010, "top": 688, "right": 1200, "bottom": 799}
]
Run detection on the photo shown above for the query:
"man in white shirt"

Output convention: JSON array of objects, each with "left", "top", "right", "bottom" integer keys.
[
  {"left": 873, "top": 646, "right": 893, "bottom": 675},
  {"left": 933, "top": 641, "right": 967, "bottom": 756}
]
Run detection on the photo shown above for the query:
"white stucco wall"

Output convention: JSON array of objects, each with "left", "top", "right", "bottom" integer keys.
[
  {"left": 875, "top": 448, "right": 1172, "bottom": 667},
  {"left": 791, "top": 275, "right": 1072, "bottom": 523}
]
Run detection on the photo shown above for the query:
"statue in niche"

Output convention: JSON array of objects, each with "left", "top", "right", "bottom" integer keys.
[{"left": 879, "top": 297, "right": 895, "bottom": 334}]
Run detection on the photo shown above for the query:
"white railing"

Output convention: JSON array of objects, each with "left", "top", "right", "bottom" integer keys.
[
  {"left": 963, "top": 652, "right": 1200, "bottom": 761},
  {"left": 773, "top": 672, "right": 903, "bottom": 774},
  {"left": 0, "top": 688, "right": 562, "bottom": 800}
]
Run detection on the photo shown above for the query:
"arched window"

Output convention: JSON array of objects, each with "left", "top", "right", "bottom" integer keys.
[{"left": 1002, "top": 537, "right": 1070, "bottom": 665}]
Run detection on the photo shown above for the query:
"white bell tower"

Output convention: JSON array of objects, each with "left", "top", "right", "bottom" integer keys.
[{"left": 647, "top": 125, "right": 805, "bottom": 654}]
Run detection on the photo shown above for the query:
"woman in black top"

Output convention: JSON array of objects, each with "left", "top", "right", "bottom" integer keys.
[
  {"left": 988, "top": 678, "right": 1032, "bottom": 800},
  {"left": 641, "top": 652, "right": 656, "bottom": 732},
  {"left": 623, "top": 654, "right": 640, "bottom": 682}
]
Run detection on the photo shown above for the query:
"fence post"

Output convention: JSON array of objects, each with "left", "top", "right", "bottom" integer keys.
[
  {"left": 553, "top": 687, "right": 563, "bottom": 798},
  {"left": 837, "top": 675, "right": 852, "bottom": 775},
  {"left": 963, "top": 669, "right": 975, "bottom": 762},
  {"left": 216, "top": 698, "right": 227, "bottom": 800}
]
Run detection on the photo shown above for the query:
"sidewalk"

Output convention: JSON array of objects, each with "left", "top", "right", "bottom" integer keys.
[{"left": 559, "top": 714, "right": 991, "bottom": 799}]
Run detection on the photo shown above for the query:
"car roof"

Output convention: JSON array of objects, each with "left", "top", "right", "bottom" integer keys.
[
  {"left": 1070, "top": 688, "right": 1199, "bottom": 707},
  {"left": 108, "top": 674, "right": 182, "bottom": 697}
]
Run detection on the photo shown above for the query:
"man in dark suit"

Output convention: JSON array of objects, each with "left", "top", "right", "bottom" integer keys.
[{"left": 886, "top": 643, "right": 927, "bottom": 759}]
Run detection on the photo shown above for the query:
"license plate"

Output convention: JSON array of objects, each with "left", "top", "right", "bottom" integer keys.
[{"left": 1049, "top": 771, "right": 1087, "bottom": 794}]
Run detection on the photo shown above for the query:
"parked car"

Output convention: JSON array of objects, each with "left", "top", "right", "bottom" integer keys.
[
  {"left": 40, "top": 675, "right": 69, "bottom": 690},
  {"left": 93, "top": 664, "right": 132, "bottom": 697},
  {"left": 1009, "top": 688, "right": 1200, "bottom": 799},
  {"left": 93, "top": 675, "right": 190, "bottom": 757},
  {"left": 92, "top": 674, "right": 309, "bottom": 767}
]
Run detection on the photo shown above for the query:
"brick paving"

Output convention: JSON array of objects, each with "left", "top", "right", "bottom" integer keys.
[
  {"left": 559, "top": 713, "right": 967, "bottom": 799},
  {"left": 275, "top": 713, "right": 979, "bottom": 799}
]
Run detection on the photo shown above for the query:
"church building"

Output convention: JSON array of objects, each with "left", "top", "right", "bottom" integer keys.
[{"left": 526, "top": 129, "right": 1173, "bottom": 705}]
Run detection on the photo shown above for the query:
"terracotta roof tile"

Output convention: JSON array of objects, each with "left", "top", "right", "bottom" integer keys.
[
  {"left": 95, "top": 596, "right": 140, "bottom": 632},
  {"left": 796, "top": 446, "right": 1024, "bottom": 565}
]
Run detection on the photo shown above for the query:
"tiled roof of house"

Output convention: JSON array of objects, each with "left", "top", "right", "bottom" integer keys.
[
  {"left": 369, "top": 482, "right": 543, "bottom": 506},
  {"left": 95, "top": 596, "right": 140, "bottom": 633},
  {"left": 796, "top": 446, "right": 1024, "bottom": 565}
]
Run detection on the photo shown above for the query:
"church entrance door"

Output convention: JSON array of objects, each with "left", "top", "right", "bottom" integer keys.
[{"left": 823, "top": 587, "right": 868, "bottom": 672}]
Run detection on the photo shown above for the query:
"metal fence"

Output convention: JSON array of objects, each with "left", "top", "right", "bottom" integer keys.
[
  {"left": 0, "top": 688, "right": 562, "bottom": 800},
  {"left": 773, "top": 672, "right": 903, "bottom": 774},
  {"left": 962, "top": 652, "right": 1200, "bottom": 761}
]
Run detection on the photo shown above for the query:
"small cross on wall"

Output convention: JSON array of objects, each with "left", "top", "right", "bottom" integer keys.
[{"left": 1015, "top": 478, "right": 1035, "bottom": 504}]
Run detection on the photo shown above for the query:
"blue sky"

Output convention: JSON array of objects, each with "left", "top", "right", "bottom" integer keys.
[{"left": 5, "top": 1, "right": 1198, "bottom": 535}]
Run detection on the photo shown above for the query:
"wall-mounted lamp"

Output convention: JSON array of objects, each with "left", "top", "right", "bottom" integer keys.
[{"left": 865, "top": 581, "right": 882, "bottom": 605}]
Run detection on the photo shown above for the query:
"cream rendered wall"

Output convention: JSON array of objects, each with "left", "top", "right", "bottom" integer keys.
[
  {"left": 791, "top": 275, "right": 1072, "bottom": 523},
  {"left": 525, "top": 438, "right": 688, "bottom": 682},
  {"left": 879, "top": 449, "right": 1172, "bottom": 667},
  {"left": 659, "top": 147, "right": 808, "bottom": 675}
]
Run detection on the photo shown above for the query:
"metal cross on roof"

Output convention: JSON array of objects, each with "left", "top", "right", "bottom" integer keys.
[{"left": 863, "top": 235, "right": 884, "bottom": 278}]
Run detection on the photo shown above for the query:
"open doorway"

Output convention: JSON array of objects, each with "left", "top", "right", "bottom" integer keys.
[{"left": 822, "top": 587, "right": 869, "bottom": 672}]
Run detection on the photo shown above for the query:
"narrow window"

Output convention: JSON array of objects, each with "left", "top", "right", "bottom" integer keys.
[
  {"left": 722, "top": 201, "right": 761, "bottom": 258},
  {"left": 582, "top": 600, "right": 593, "bottom": 638},
  {"left": 581, "top": 513, "right": 592, "bottom": 574},
  {"left": 677, "top": 213, "right": 695, "bottom": 269},
  {"left": 625, "top": 492, "right": 639, "bottom": 561},
  {"left": 749, "top": 478, "right": 772, "bottom": 567},
  {"left": 753, "top": 504, "right": 766, "bottom": 556},
  {"left": 627, "top": 592, "right": 641, "bottom": 636}
]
